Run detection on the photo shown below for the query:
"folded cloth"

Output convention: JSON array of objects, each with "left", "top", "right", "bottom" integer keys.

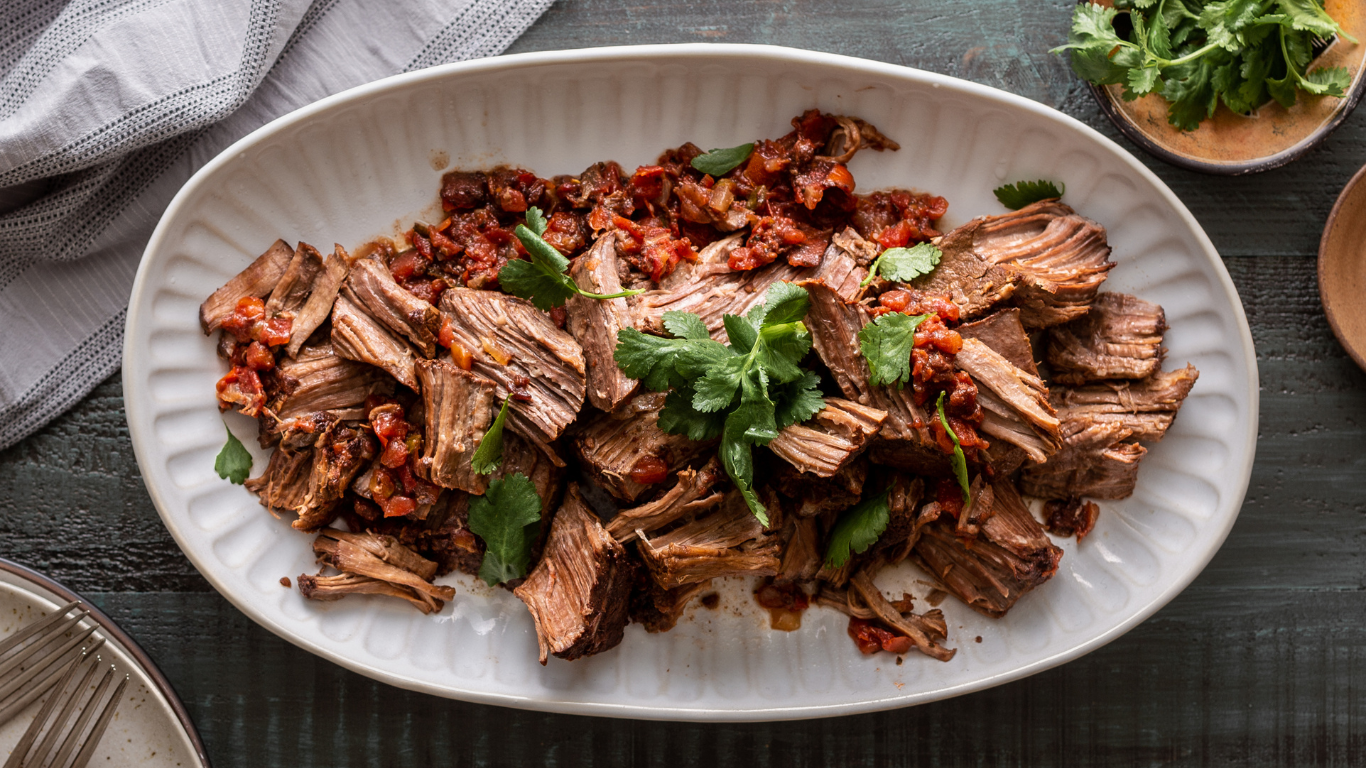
[{"left": 0, "top": 0, "right": 553, "bottom": 449}]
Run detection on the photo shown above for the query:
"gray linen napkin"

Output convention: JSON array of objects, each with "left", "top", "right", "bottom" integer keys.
[{"left": 0, "top": 0, "right": 553, "bottom": 449}]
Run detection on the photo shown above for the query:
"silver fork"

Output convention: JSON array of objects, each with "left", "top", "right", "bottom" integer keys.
[
  {"left": 0, "top": 602, "right": 105, "bottom": 726},
  {"left": 3, "top": 647, "right": 126, "bottom": 768}
]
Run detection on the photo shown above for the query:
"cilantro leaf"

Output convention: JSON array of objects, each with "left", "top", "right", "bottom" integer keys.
[
  {"left": 1054, "top": 0, "right": 1354, "bottom": 131},
  {"left": 993, "top": 180, "right": 1065, "bottom": 210},
  {"left": 1053, "top": 3, "right": 1134, "bottom": 85},
  {"left": 861, "top": 242, "right": 942, "bottom": 287},
  {"left": 615, "top": 281, "right": 824, "bottom": 524},
  {"left": 1303, "top": 65, "right": 1352, "bottom": 97},
  {"left": 936, "top": 392, "right": 971, "bottom": 507},
  {"left": 663, "top": 310, "right": 711, "bottom": 340},
  {"left": 824, "top": 488, "right": 891, "bottom": 569},
  {"left": 691, "top": 143, "right": 755, "bottom": 176},
  {"left": 772, "top": 371, "right": 826, "bottom": 430},
  {"left": 720, "top": 387, "right": 772, "bottom": 527},
  {"left": 500, "top": 208, "right": 644, "bottom": 310},
  {"left": 724, "top": 313, "right": 759, "bottom": 353},
  {"left": 214, "top": 423, "right": 253, "bottom": 484},
  {"left": 467, "top": 473, "right": 543, "bottom": 586},
  {"left": 1124, "top": 64, "right": 1163, "bottom": 99},
  {"left": 614, "top": 326, "right": 730, "bottom": 392},
  {"left": 498, "top": 236, "right": 578, "bottom": 311},
  {"left": 858, "top": 313, "right": 929, "bottom": 388},
  {"left": 525, "top": 206, "right": 548, "bottom": 236},
  {"left": 750, "top": 281, "right": 811, "bottom": 327},
  {"left": 692, "top": 355, "right": 746, "bottom": 412},
  {"left": 1280, "top": 0, "right": 1356, "bottom": 42},
  {"left": 657, "top": 386, "right": 727, "bottom": 441},
  {"left": 1161, "top": 58, "right": 1220, "bottom": 131},
  {"left": 470, "top": 397, "right": 511, "bottom": 475}
]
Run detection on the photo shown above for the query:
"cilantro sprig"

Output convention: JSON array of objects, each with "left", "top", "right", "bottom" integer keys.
[
  {"left": 691, "top": 143, "right": 755, "bottom": 176},
  {"left": 467, "top": 473, "right": 542, "bottom": 586},
  {"left": 823, "top": 488, "right": 891, "bottom": 569},
  {"left": 499, "top": 207, "right": 644, "bottom": 310},
  {"left": 858, "top": 312, "right": 929, "bottom": 388},
  {"left": 214, "top": 423, "right": 252, "bottom": 484},
  {"left": 993, "top": 179, "right": 1064, "bottom": 210},
  {"left": 936, "top": 392, "right": 971, "bottom": 507},
  {"left": 614, "top": 282, "right": 826, "bottom": 525},
  {"left": 1053, "top": 1, "right": 1356, "bottom": 132},
  {"left": 860, "top": 242, "right": 942, "bottom": 288},
  {"left": 471, "top": 397, "right": 511, "bottom": 475}
]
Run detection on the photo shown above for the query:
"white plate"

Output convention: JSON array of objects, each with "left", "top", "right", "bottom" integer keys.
[
  {"left": 0, "top": 560, "right": 209, "bottom": 765},
  {"left": 123, "top": 44, "right": 1258, "bottom": 721}
]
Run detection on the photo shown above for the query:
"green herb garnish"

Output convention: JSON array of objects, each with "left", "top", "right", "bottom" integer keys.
[
  {"left": 470, "top": 397, "right": 511, "bottom": 475},
  {"left": 499, "top": 207, "right": 644, "bottom": 310},
  {"left": 860, "top": 242, "right": 942, "bottom": 288},
  {"left": 690, "top": 143, "right": 755, "bottom": 176},
  {"left": 993, "top": 179, "right": 1065, "bottom": 210},
  {"left": 614, "top": 282, "right": 825, "bottom": 525},
  {"left": 1053, "top": 1, "right": 1356, "bottom": 132},
  {"left": 857, "top": 312, "right": 929, "bottom": 388},
  {"left": 467, "top": 473, "right": 543, "bottom": 586},
  {"left": 823, "top": 488, "right": 892, "bottom": 569},
  {"left": 214, "top": 423, "right": 252, "bottom": 485},
  {"left": 936, "top": 392, "right": 971, "bottom": 507}
]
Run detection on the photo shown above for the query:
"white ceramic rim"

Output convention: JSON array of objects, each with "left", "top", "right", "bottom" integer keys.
[{"left": 123, "top": 43, "right": 1259, "bottom": 720}]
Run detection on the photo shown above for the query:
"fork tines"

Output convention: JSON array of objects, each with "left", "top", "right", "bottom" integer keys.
[
  {"left": 3, "top": 649, "right": 126, "bottom": 768},
  {"left": 0, "top": 602, "right": 105, "bottom": 726}
]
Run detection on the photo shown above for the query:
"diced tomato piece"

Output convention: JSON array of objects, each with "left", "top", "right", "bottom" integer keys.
[
  {"left": 410, "top": 232, "right": 433, "bottom": 261},
  {"left": 403, "top": 278, "right": 446, "bottom": 305},
  {"left": 259, "top": 316, "right": 292, "bottom": 347},
  {"left": 628, "top": 164, "right": 669, "bottom": 209},
  {"left": 847, "top": 617, "right": 911, "bottom": 655},
  {"left": 541, "top": 211, "right": 586, "bottom": 256},
  {"left": 913, "top": 316, "right": 962, "bottom": 355},
  {"left": 629, "top": 455, "right": 669, "bottom": 485},
  {"left": 394, "top": 463, "right": 419, "bottom": 494},
  {"left": 549, "top": 306, "right": 568, "bottom": 329},
  {"left": 429, "top": 228, "right": 459, "bottom": 259},
  {"left": 935, "top": 477, "right": 964, "bottom": 518},
  {"left": 242, "top": 341, "right": 275, "bottom": 371},
  {"left": 370, "top": 408, "right": 408, "bottom": 447},
  {"left": 220, "top": 296, "right": 266, "bottom": 342},
  {"left": 391, "top": 250, "right": 425, "bottom": 282},
  {"left": 847, "top": 618, "right": 884, "bottom": 655},
  {"left": 882, "top": 635, "right": 914, "bottom": 654},
  {"left": 380, "top": 438, "right": 409, "bottom": 469},
  {"left": 878, "top": 289, "right": 911, "bottom": 313},
  {"left": 215, "top": 366, "right": 264, "bottom": 416},
  {"left": 381, "top": 495, "right": 416, "bottom": 518},
  {"left": 876, "top": 220, "right": 913, "bottom": 250}
]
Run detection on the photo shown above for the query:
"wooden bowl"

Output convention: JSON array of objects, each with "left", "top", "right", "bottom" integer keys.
[
  {"left": 1088, "top": 0, "right": 1366, "bottom": 175},
  {"left": 1320, "top": 163, "right": 1366, "bottom": 372}
]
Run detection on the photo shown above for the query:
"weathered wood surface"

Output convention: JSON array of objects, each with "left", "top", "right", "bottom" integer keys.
[{"left": 2, "top": 1, "right": 1365, "bottom": 765}]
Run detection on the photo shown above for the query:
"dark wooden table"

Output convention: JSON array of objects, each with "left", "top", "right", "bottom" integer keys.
[{"left": 3, "top": 1, "right": 1364, "bottom": 765}]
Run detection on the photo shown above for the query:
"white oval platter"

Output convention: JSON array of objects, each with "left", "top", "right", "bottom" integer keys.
[{"left": 123, "top": 44, "right": 1258, "bottom": 721}]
